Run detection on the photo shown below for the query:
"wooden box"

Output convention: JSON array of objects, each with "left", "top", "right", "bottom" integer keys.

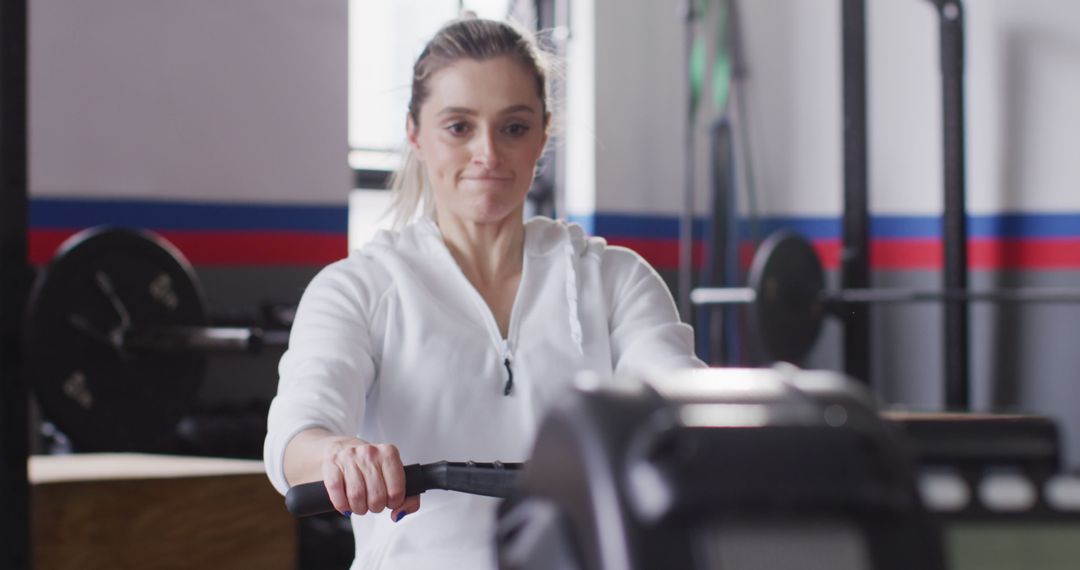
[{"left": 30, "top": 453, "right": 296, "bottom": 570}]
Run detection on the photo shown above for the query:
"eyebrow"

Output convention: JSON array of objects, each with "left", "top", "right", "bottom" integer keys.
[{"left": 437, "top": 104, "right": 538, "bottom": 117}]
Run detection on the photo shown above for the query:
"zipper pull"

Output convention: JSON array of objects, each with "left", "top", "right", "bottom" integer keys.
[{"left": 502, "top": 341, "right": 514, "bottom": 396}]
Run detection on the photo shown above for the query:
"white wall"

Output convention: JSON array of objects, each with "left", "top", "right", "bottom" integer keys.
[
  {"left": 563, "top": 0, "right": 597, "bottom": 218},
  {"left": 30, "top": 0, "right": 350, "bottom": 206},
  {"left": 965, "top": 0, "right": 1080, "bottom": 213},
  {"left": 591, "top": 0, "right": 689, "bottom": 216},
  {"left": 569, "top": 0, "right": 1080, "bottom": 220}
]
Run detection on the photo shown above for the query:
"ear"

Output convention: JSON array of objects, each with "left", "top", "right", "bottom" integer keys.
[
  {"left": 406, "top": 115, "right": 423, "bottom": 162},
  {"left": 540, "top": 111, "right": 552, "bottom": 149},
  {"left": 537, "top": 112, "right": 551, "bottom": 158}
]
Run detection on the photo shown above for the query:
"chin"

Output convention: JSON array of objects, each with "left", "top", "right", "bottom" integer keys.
[{"left": 466, "top": 201, "right": 524, "bottom": 224}]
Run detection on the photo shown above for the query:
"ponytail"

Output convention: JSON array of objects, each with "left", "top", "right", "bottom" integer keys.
[{"left": 387, "top": 145, "right": 434, "bottom": 229}]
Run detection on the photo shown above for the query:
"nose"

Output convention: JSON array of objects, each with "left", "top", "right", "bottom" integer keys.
[{"left": 470, "top": 127, "right": 501, "bottom": 169}]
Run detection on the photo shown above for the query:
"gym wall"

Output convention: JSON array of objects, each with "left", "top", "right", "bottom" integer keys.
[
  {"left": 24, "top": 0, "right": 1080, "bottom": 464},
  {"left": 28, "top": 0, "right": 350, "bottom": 406},
  {"left": 565, "top": 0, "right": 1080, "bottom": 463}
]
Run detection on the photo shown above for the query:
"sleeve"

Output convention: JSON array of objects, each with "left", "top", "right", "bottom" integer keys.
[
  {"left": 604, "top": 247, "right": 707, "bottom": 378},
  {"left": 263, "top": 259, "right": 381, "bottom": 495}
]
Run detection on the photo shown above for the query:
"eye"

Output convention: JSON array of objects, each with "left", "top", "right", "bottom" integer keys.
[
  {"left": 503, "top": 123, "right": 530, "bottom": 137},
  {"left": 446, "top": 121, "right": 471, "bottom": 136}
]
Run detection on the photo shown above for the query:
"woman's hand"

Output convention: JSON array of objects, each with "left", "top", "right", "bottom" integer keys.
[
  {"left": 322, "top": 437, "right": 420, "bottom": 520},
  {"left": 284, "top": 428, "right": 420, "bottom": 521}
]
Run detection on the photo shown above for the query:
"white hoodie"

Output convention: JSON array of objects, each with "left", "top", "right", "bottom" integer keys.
[{"left": 264, "top": 216, "right": 704, "bottom": 569}]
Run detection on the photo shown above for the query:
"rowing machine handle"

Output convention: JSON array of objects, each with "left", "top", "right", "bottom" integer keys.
[{"left": 285, "top": 460, "right": 524, "bottom": 518}]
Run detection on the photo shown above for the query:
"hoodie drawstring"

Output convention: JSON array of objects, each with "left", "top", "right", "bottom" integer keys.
[
  {"left": 502, "top": 223, "right": 585, "bottom": 396},
  {"left": 564, "top": 234, "right": 585, "bottom": 356}
]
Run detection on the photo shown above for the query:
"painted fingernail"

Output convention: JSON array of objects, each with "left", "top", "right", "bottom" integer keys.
[
  {"left": 395, "top": 511, "right": 407, "bottom": 522},
  {"left": 343, "top": 511, "right": 352, "bottom": 518}
]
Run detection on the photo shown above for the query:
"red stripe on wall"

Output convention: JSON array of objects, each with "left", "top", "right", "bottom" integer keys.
[
  {"left": 969, "top": 238, "right": 1080, "bottom": 270},
  {"left": 606, "top": 238, "right": 706, "bottom": 270},
  {"left": 872, "top": 239, "right": 941, "bottom": 270},
  {"left": 683, "top": 238, "right": 1080, "bottom": 272},
  {"left": 30, "top": 229, "right": 1080, "bottom": 271},
  {"left": 30, "top": 229, "right": 347, "bottom": 266},
  {"left": 29, "top": 229, "right": 77, "bottom": 265},
  {"left": 159, "top": 231, "right": 348, "bottom": 266},
  {"left": 871, "top": 239, "right": 1080, "bottom": 270}
]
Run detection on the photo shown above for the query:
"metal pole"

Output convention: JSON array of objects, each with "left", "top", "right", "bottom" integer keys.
[
  {"left": 841, "top": 0, "right": 872, "bottom": 384},
  {"left": 692, "top": 285, "right": 1080, "bottom": 307},
  {"left": 932, "top": 0, "right": 969, "bottom": 410},
  {"left": 0, "top": 0, "right": 32, "bottom": 564},
  {"left": 678, "top": 0, "right": 698, "bottom": 323}
]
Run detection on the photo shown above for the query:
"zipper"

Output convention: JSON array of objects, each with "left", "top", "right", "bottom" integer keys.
[
  {"left": 428, "top": 221, "right": 525, "bottom": 396},
  {"left": 502, "top": 340, "right": 514, "bottom": 396}
]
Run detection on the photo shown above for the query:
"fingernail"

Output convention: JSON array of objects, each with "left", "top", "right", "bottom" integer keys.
[
  {"left": 343, "top": 511, "right": 352, "bottom": 518},
  {"left": 395, "top": 511, "right": 407, "bottom": 522}
]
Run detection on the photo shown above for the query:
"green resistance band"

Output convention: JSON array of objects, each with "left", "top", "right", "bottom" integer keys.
[{"left": 689, "top": 0, "right": 733, "bottom": 118}]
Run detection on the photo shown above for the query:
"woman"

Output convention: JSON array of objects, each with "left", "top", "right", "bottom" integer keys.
[{"left": 264, "top": 17, "right": 704, "bottom": 569}]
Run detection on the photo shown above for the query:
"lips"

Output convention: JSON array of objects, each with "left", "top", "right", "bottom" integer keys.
[{"left": 462, "top": 172, "right": 512, "bottom": 181}]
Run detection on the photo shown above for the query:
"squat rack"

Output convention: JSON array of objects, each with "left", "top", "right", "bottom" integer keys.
[{"left": 840, "top": 0, "right": 969, "bottom": 409}]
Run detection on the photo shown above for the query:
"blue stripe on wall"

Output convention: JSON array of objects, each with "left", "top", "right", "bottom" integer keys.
[
  {"left": 30, "top": 198, "right": 348, "bottom": 233},
  {"left": 28, "top": 198, "right": 1080, "bottom": 240},
  {"left": 968, "top": 213, "right": 1080, "bottom": 239},
  {"left": 569, "top": 212, "right": 1080, "bottom": 240},
  {"left": 569, "top": 213, "right": 703, "bottom": 238}
]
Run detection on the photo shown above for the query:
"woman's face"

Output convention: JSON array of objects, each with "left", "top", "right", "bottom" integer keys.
[{"left": 408, "top": 56, "right": 548, "bottom": 226}]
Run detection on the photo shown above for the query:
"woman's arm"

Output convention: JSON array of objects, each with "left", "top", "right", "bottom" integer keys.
[
  {"left": 605, "top": 247, "right": 707, "bottom": 375},
  {"left": 265, "top": 260, "right": 418, "bottom": 519}
]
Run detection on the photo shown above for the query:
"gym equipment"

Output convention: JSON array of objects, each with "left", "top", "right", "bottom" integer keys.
[
  {"left": 31, "top": 453, "right": 296, "bottom": 568},
  {"left": 498, "top": 366, "right": 942, "bottom": 570},
  {"left": 835, "top": 0, "right": 969, "bottom": 401},
  {"left": 285, "top": 461, "right": 523, "bottom": 518},
  {"left": 283, "top": 414, "right": 1063, "bottom": 518},
  {"left": 283, "top": 366, "right": 1080, "bottom": 569},
  {"left": 841, "top": 0, "right": 872, "bottom": 385},
  {"left": 285, "top": 367, "right": 942, "bottom": 569},
  {"left": 23, "top": 226, "right": 290, "bottom": 451},
  {"left": 690, "top": 230, "right": 1080, "bottom": 365}
]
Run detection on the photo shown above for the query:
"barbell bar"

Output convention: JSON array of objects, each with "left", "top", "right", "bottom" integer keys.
[
  {"left": 692, "top": 285, "right": 1080, "bottom": 306},
  {"left": 691, "top": 230, "right": 1080, "bottom": 364},
  {"left": 124, "top": 325, "right": 289, "bottom": 353}
]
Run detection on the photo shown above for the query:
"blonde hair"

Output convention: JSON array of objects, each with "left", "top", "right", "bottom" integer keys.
[{"left": 388, "top": 18, "right": 554, "bottom": 229}]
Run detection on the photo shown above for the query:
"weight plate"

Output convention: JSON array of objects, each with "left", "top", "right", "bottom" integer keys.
[
  {"left": 24, "top": 227, "right": 207, "bottom": 451},
  {"left": 747, "top": 230, "right": 825, "bottom": 364}
]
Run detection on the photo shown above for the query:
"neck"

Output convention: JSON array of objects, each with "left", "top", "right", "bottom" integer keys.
[{"left": 435, "top": 211, "right": 525, "bottom": 285}]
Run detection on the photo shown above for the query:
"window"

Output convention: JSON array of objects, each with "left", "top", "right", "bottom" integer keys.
[{"left": 348, "top": 0, "right": 516, "bottom": 171}]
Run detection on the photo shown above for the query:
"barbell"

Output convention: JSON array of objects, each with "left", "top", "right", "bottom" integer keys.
[
  {"left": 23, "top": 226, "right": 291, "bottom": 451},
  {"left": 692, "top": 230, "right": 1080, "bottom": 363},
  {"left": 26, "top": 226, "right": 1080, "bottom": 451}
]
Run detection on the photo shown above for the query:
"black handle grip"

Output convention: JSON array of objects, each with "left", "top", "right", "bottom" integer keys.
[{"left": 284, "top": 461, "right": 524, "bottom": 518}]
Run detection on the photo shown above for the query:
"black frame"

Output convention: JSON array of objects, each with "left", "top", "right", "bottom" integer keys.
[
  {"left": 0, "top": 0, "right": 32, "bottom": 565},
  {"left": 841, "top": 0, "right": 872, "bottom": 385},
  {"left": 353, "top": 169, "right": 393, "bottom": 190},
  {"left": 931, "top": 0, "right": 970, "bottom": 410},
  {"left": 841, "top": 0, "right": 970, "bottom": 409}
]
